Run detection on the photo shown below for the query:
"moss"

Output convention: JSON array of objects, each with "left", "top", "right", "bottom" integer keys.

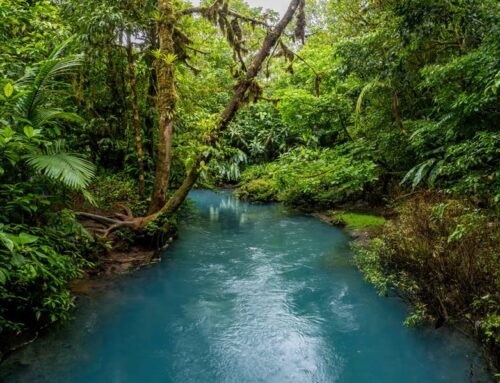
[
  {"left": 236, "top": 178, "right": 277, "bottom": 202},
  {"left": 330, "top": 211, "right": 386, "bottom": 229}
]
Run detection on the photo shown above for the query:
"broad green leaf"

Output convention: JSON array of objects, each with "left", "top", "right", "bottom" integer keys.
[
  {"left": 11, "top": 253, "right": 25, "bottom": 266},
  {"left": 4, "top": 83, "right": 14, "bottom": 98},
  {"left": 0, "top": 232, "right": 14, "bottom": 251},
  {"left": 17, "top": 232, "right": 39, "bottom": 245},
  {"left": 24, "top": 126, "right": 35, "bottom": 138}
]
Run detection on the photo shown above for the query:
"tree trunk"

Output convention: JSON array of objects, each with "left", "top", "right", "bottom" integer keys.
[
  {"left": 145, "top": 51, "right": 158, "bottom": 161},
  {"left": 78, "top": 0, "right": 303, "bottom": 235},
  {"left": 149, "top": 0, "right": 177, "bottom": 214},
  {"left": 126, "top": 33, "right": 146, "bottom": 199},
  {"left": 152, "top": 0, "right": 303, "bottom": 216},
  {"left": 392, "top": 91, "right": 406, "bottom": 133}
]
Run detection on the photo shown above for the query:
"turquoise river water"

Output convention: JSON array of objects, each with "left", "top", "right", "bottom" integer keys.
[{"left": 0, "top": 190, "right": 492, "bottom": 382}]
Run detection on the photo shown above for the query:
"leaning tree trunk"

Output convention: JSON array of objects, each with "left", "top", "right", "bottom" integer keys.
[
  {"left": 149, "top": 0, "right": 177, "bottom": 214},
  {"left": 77, "top": 0, "right": 303, "bottom": 235},
  {"left": 147, "top": 0, "right": 304, "bottom": 219},
  {"left": 126, "top": 33, "right": 146, "bottom": 198}
]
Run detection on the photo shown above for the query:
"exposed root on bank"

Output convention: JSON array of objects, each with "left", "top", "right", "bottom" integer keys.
[{"left": 75, "top": 209, "right": 144, "bottom": 238}]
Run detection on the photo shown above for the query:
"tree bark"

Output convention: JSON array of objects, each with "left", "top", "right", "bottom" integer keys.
[
  {"left": 392, "top": 91, "right": 406, "bottom": 133},
  {"left": 126, "top": 33, "right": 146, "bottom": 199},
  {"left": 149, "top": 0, "right": 177, "bottom": 214}
]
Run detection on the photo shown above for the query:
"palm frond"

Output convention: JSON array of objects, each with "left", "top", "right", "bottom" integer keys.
[
  {"left": 16, "top": 37, "right": 76, "bottom": 86},
  {"left": 355, "top": 80, "right": 392, "bottom": 115},
  {"left": 30, "top": 109, "right": 85, "bottom": 129},
  {"left": 26, "top": 141, "right": 95, "bottom": 190},
  {"left": 48, "top": 37, "right": 75, "bottom": 60},
  {"left": 15, "top": 55, "right": 82, "bottom": 121}
]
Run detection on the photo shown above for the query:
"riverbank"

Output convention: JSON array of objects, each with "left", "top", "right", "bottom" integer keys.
[
  {"left": 312, "top": 210, "right": 386, "bottom": 247},
  {"left": 317, "top": 199, "right": 499, "bottom": 375},
  {"left": 235, "top": 176, "right": 499, "bottom": 375},
  {"left": 0, "top": 216, "right": 177, "bottom": 363}
]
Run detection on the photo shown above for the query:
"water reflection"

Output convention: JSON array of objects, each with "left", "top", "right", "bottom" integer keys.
[{"left": 209, "top": 193, "right": 250, "bottom": 225}]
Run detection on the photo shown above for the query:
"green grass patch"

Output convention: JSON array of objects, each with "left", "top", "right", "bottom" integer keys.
[{"left": 332, "top": 212, "right": 386, "bottom": 229}]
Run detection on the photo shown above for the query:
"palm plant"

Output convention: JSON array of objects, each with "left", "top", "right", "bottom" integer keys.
[
  {"left": 12, "top": 39, "right": 95, "bottom": 191},
  {"left": 26, "top": 140, "right": 95, "bottom": 190},
  {"left": 15, "top": 39, "right": 84, "bottom": 127}
]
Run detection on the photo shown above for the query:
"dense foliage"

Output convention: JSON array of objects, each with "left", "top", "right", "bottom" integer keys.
[
  {"left": 229, "top": 0, "right": 499, "bottom": 365},
  {"left": 236, "top": 0, "right": 499, "bottom": 209},
  {"left": 237, "top": 142, "right": 379, "bottom": 207},
  {"left": 0, "top": 213, "right": 93, "bottom": 333},
  {"left": 0, "top": 29, "right": 97, "bottom": 334},
  {"left": 0, "top": 0, "right": 498, "bottom": 370},
  {"left": 0, "top": 0, "right": 300, "bottom": 343},
  {"left": 355, "top": 195, "right": 499, "bottom": 362}
]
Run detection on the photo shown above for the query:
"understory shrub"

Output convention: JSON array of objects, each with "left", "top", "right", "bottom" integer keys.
[
  {"left": 355, "top": 194, "right": 500, "bottom": 358},
  {"left": 81, "top": 171, "right": 148, "bottom": 215},
  {"left": 0, "top": 212, "right": 95, "bottom": 334},
  {"left": 236, "top": 178, "right": 278, "bottom": 203}
]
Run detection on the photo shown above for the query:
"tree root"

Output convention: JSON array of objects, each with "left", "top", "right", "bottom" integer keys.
[{"left": 76, "top": 211, "right": 144, "bottom": 238}]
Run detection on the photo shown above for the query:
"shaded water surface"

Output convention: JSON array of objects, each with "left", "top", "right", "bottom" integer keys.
[{"left": 0, "top": 191, "right": 491, "bottom": 382}]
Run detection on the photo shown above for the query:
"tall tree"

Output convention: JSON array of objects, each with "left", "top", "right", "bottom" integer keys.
[
  {"left": 149, "top": 0, "right": 177, "bottom": 214},
  {"left": 79, "top": 0, "right": 305, "bottom": 234},
  {"left": 126, "top": 32, "right": 146, "bottom": 198}
]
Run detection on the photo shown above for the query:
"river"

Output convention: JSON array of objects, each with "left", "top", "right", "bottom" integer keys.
[{"left": 0, "top": 190, "right": 491, "bottom": 382}]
